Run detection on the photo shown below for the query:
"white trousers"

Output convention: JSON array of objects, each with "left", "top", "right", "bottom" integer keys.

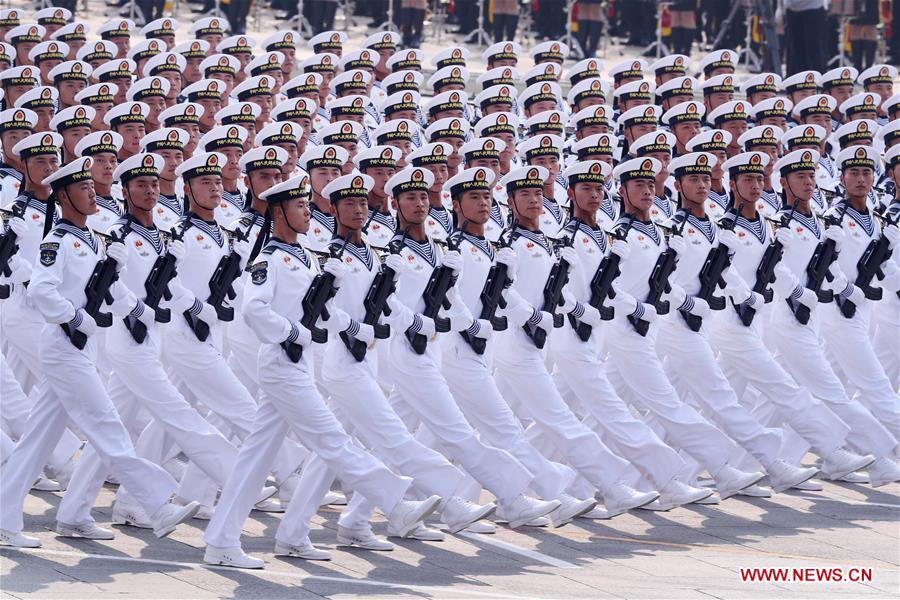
[
  {"left": 550, "top": 326, "right": 687, "bottom": 490},
  {"left": 603, "top": 319, "right": 739, "bottom": 477},
  {"left": 0, "top": 327, "right": 176, "bottom": 533},
  {"left": 56, "top": 325, "right": 240, "bottom": 525},
  {"left": 768, "top": 303, "right": 898, "bottom": 458},
  {"left": 713, "top": 312, "right": 850, "bottom": 457},
  {"left": 872, "top": 298, "right": 899, "bottom": 388},
  {"left": 820, "top": 303, "right": 900, "bottom": 439},
  {"left": 204, "top": 344, "right": 411, "bottom": 549},
  {"left": 493, "top": 330, "right": 633, "bottom": 496},
  {"left": 440, "top": 334, "right": 576, "bottom": 500}
]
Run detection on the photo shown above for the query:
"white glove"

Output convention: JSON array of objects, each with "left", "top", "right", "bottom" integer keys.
[
  {"left": 496, "top": 247, "right": 518, "bottom": 279},
  {"left": 559, "top": 287, "right": 577, "bottom": 314},
  {"left": 69, "top": 309, "right": 97, "bottom": 336},
  {"left": 577, "top": 303, "right": 605, "bottom": 327},
  {"left": 233, "top": 237, "right": 253, "bottom": 266},
  {"left": 880, "top": 260, "right": 900, "bottom": 293},
  {"left": 841, "top": 284, "right": 865, "bottom": 307},
  {"left": 826, "top": 268, "right": 848, "bottom": 295},
  {"left": 385, "top": 253, "right": 405, "bottom": 280},
  {"left": 469, "top": 318, "right": 494, "bottom": 341},
  {"left": 632, "top": 302, "right": 658, "bottom": 323},
  {"left": 352, "top": 321, "right": 376, "bottom": 345},
  {"left": 824, "top": 225, "right": 844, "bottom": 251},
  {"left": 608, "top": 285, "right": 638, "bottom": 313},
  {"left": 8, "top": 216, "right": 27, "bottom": 237},
  {"left": 682, "top": 295, "right": 711, "bottom": 318},
  {"left": 413, "top": 314, "right": 436, "bottom": 337},
  {"left": 321, "top": 303, "right": 351, "bottom": 334},
  {"left": 533, "top": 310, "right": 556, "bottom": 333},
  {"left": 196, "top": 301, "right": 219, "bottom": 324},
  {"left": 105, "top": 241, "right": 127, "bottom": 271},
  {"left": 286, "top": 322, "right": 313, "bottom": 347},
  {"left": 668, "top": 235, "right": 686, "bottom": 255},
  {"left": 775, "top": 226, "right": 794, "bottom": 249},
  {"left": 883, "top": 224, "right": 900, "bottom": 250},
  {"left": 610, "top": 239, "right": 630, "bottom": 260},
  {"left": 323, "top": 257, "right": 347, "bottom": 288},
  {"left": 771, "top": 262, "right": 797, "bottom": 298},
  {"left": 132, "top": 300, "right": 157, "bottom": 328},
  {"left": 718, "top": 229, "right": 739, "bottom": 249},
  {"left": 795, "top": 286, "right": 819, "bottom": 309},
  {"left": 445, "top": 288, "right": 474, "bottom": 331},
  {"left": 168, "top": 239, "right": 186, "bottom": 266},
  {"left": 663, "top": 284, "right": 686, "bottom": 310},
  {"left": 723, "top": 268, "right": 751, "bottom": 301},
  {"left": 441, "top": 250, "right": 463, "bottom": 275},
  {"left": 559, "top": 245, "right": 579, "bottom": 267}
]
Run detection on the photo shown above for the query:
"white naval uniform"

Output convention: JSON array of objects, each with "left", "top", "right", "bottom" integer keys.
[
  {"left": 204, "top": 238, "right": 413, "bottom": 551},
  {"left": 363, "top": 207, "right": 396, "bottom": 250},
  {"left": 152, "top": 192, "right": 184, "bottom": 231},
  {"left": 710, "top": 213, "right": 852, "bottom": 459},
  {"left": 765, "top": 208, "right": 898, "bottom": 459},
  {"left": 871, "top": 200, "right": 899, "bottom": 387},
  {"left": 381, "top": 235, "right": 534, "bottom": 505},
  {"left": 485, "top": 186, "right": 509, "bottom": 242},
  {"left": 0, "top": 163, "right": 23, "bottom": 210},
  {"left": 492, "top": 226, "right": 636, "bottom": 498},
  {"left": 549, "top": 219, "right": 689, "bottom": 490},
  {"left": 539, "top": 196, "right": 567, "bottom": 239},
  {"left": 655, "top": 213, "right": 787, "bottom": 470},
  {"left": 305, "top": 202, "right": 335, "bottom": 253},
  {"left": 278, "top": 236, "right": 470, "bottom": 542},
  {"left": 55, "top": 218, "right": 241, "bottom": 526},
  {"left": 602, "top": 217, "right": 746, "bottom": 477},
  {"left": 439, "top": 231, "right": 576, "bottom": 500},
  {"left": 213, "top": 185, "right": 247, "bottom": 227},
  {"left": 0, "top": 221, "right": 178, "bottom": 534},
  {"left": 819, "top": 203, "right": 900, "bottom": 437},
  {"left": 424, "top": 205, "right": 453, "bottom": 243},
  {"left": 86, "top": 194, "right": 124, "bottom": 236},
  {"left": 648, "top": 194, "right": 674, "bottom": 225}
]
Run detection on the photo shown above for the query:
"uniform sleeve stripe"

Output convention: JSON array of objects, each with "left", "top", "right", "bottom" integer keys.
[
  {"left": 571, "top": 302, "right": 585, "bottom": 319},
  {"left": 790, "top": 285, "right": 803, "bottom": 300},
  {"left": 630, "top": 303, "right": 644, "bottom": 320},
  {"left": 189, "top": 298, "right": 203, "bottom": 316},
  {"left": 346, "top": 319, "right": 360, "bottom": 338},
  {"left": 526, "top": 308, "right": 542, "bottom": 326},
  {"left": 130, "top": 301, "right": 144, "bottom": 319},
  {"left": 69, "top": 311, "right": 82, "bottom": 329},
  {"left": 287, "top": 324, "right": 300, "bottom": 344},
  {"left": 465, "top": 319, "right": 480, "bottom": 336}
]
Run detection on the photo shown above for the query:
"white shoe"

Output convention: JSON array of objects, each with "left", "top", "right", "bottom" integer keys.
[
  {"left": 193, "top": 504, "right": 214, "bottom": 520},
  {"left": 603, "top": 482, "right": 660, "bottom": 518},
  {"left": 0, "top": 530, "right": 41, "bottom": 548},
  {"left": 112, "top": 502, "right": 152, "bottom": 529},
  {"left": 253, "top": 498, "right": 284, "bottom": 513},
  {"left": 440, "top": 496, "right": 497, "bottom": 534},
  {"left": 274, "top": 538, "right": 331, "bottom": 560},
  {"left": 792, "top": 479, "right": 824, "bottom": 491},
  {"left": 56, "top": 522, "right": 114, "bottom": 540},
  {"left": 336, "top": 526, "right": 394, "bottom": 551},
  {"left": 821, "top": 448, "right": 875, "bottom": 481},
  {"left": 694, "top": 491, "right": 721, "bottom": 505},
  {"left": 388, "top": 521, "right": 445, "bottom": 540},
  {"left": 868, "top": 457, "right": 900, "bottom": 488},
  {"left": 499, "top": 494, "right": 560, "bottom": 529},
  {"left": 150, "top": 501, "right": 199, "bottom": 538},
  {"left": 321, "top": 491, "right": 347, "bottom": 506},
  {"left": 767, "top": 459, "right": 818, "bottom": 493},
  {"left": 636, "top": 499, "right": 668, "bottom": 511},
  {"left": 579, "top": 507, "right": 610, "bottom": 519},
  {"left": 386, "top": 495, "right": 441, "bottom": 538},
  {"left": 656, "top": 479, "right": 714, "bottom": 510},
  {"left": 737, "top": 484, "right": 772, "bottom": 498},
  {"left": 548, "top": 493, "right": 596, "bottom": 528},
  {"left": 714, "top": 466, "right": 765, "bottom": 500},
  {"left": 464, "top": 520, "right": 496, "bottom": 534},
  {"left": 838, "top": 471, "right": 870, "bottom": 484},
  {"left": 204, "top": 545, "right": 265, "bottom": 569},
  {"left": 32, "top": 476, "right": 61, "bottom": 492}
]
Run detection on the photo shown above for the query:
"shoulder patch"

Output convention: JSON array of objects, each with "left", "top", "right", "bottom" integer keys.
[
  {"left": 250, "top": 261, "right": 268, "bottom": 285},
  {"left": 261, "top": 245, "right": 276, "bottom": 255},
  {"left": 40, "top": 242, "right": 59, "bottom": 266}
]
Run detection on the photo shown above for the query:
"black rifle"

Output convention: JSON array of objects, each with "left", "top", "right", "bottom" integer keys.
[
  {"left": 283, "top": 231, "right": 353, "bottom": 362},
  {"left": 572, "top": 216, "right": 634, "bottom": 341},
  {"left": 459, "top": 223, "right": 516, "bottom": 355},
  {"left": 184, "top": 221, "right": 252, "bottom": 341},
  {"left": 523, "top": 224, "right": 576, "bottom": 349},
  {"left": 62, "top": 220, "right": 132, "bottom": 349},
  {"left": 838, "top": 205, "right": 900, "bottom": 318},
  {"left": 125, "top": 226, "right": 185, "bottom": 344},
  {"left": 0, "top": 204, "right": 26, "bottom": 299},
  {"left": 342, "top": 226, "right": 408, "bottom": 361},
  {"left": 787, "top": 202, "right": 847, "bottom": 325},
  {"left": 681, "top": 207, "right": 738, "bottom": 332},
  {"left": 629, "top": 209, "right": 689, "bottom": 337},
  {"left": 406, "top": 221, "right": 466, "bottom": 354},
  {"left": 737, "top": 200, "right": 799, "bottom": 326}
]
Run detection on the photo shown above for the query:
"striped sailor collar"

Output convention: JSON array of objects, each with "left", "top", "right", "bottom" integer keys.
[
  {"left": 565, "top": 218, "right": 608, "bottom": 250},
  {"left": 844, "top": 204, "right": 874, "bottom": 236},
  {"left": 428, "top": 205, "right": 452, "bottom": 231},
  {"left": 489, "top": 200, "right": 505, "bottom": 226},
  {"left": 18, "top": 192, "right": 49, "bottom": 214},
  {"left": 187, "top": 213, "right": 225, "bottom": 246},
  {"left": 459, "top": 230, "right": 494, "bottom": 259},
  {"left": 685, "top": 213, "right": 716, "bottom": 243},
  {"left": 96, "top": 194, "right": 123, "bottom": 215},
  {"left": 543, "top": 196, "right": 564, "bottom": 223},
  {"left": 240, "top": 206, "right": 267, "bottom": 229},
  {"left": 598, "top": 193, "right": 618, "bottom": 221},
  {"left": 514, "top": 225, "right": 553, "bottom": 254},
  {"left": 367, "top": 207, "right": 395, "bottom": 229},
  {"left": 158, "top": 192, "right": 183, "bottom": 215},
  {"left": 121, "top": 216, "right": 164, "bottom": 253},
  {"left": 0, "top": 162, "right": 23, "bottom": 181},
  {"left": 221, "top": 188, "right": 244, "bottom": 211},
  {"left": 331, "top": 235, "right": 373, "bottom": 269},
  {"left": 653, "top": 195, "right": 673, "bottom": 217},
  {"left": 735, "top": 213, "right": 767, "bottom": 243},
  {"left": 760, "top": 189, "right": 779, "bottom": 211},
  {"left": 266, "top": 237, "right": 311, "bottom": 267},
  {"left": 629, "top": 218, "right": 662, "bottom": 244},
  {"left": 708, "top": 188, "right": 728, "bottom": 210},
  {"left": 785, "top": 207, "right": 822, "bottom": 237},
  {"left": 403, "top": 234, "right": 438, "bottom": 266},
  {"left": 55, "top": 219, "right": 99, "bottom": 253}
]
